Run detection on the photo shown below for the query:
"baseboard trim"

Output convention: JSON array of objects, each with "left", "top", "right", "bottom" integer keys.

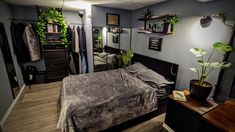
[
  {"left": 163, "top": 123, "right": 174, "bottom": 132},
  {"left": 0, "top": 84, "right": 26, "bottom": 126}
]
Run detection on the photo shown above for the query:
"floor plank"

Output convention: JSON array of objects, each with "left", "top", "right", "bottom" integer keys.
[{"left": 2, "top": 81, "right": 166, "bottom": 132}]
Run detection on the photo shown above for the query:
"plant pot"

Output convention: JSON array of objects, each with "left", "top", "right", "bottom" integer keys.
[
  {"left": 189, "top": 79, "right": 212, "bottom": 102},
  {"left": 163, "top": 23, "right": 173, "bottom": 34}
]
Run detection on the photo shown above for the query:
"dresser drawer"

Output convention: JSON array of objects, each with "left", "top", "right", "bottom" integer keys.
[
  {"left": 44, "top": 49, "right": 67, "bottom": 60},
  {"left": 45, "top": 58, "right": 67, "bottom": 65},
  {"left": 46, "top": 63, "right": 67, "bottom": 72},
  {"left": 43, "top": 49, "right": 68, "bottom": 81},
  {"left": 47, "top": 70, "right": 67, "bottom": 80}
]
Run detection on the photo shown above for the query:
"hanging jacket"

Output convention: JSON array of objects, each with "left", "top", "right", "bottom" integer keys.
[
  {"left": 10, "top": 22, "right": 30, "bottom": 63},
  {"left": 23, "top": 24, "right": 41, "bottom": 61},
  {"left": 79, "top": 26, "right": 88, "bottom": 73}
]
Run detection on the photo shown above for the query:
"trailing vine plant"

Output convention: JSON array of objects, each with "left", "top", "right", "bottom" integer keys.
[{"left": 37, "top": 8, "right": 68, "bottom": 47}]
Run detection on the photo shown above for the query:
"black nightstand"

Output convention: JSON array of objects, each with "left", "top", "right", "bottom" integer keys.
[{"left": 164, "top": 94, "right": 218, "bottom": 132}]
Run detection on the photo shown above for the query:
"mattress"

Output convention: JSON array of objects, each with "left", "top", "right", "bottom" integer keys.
[{"left": 57, "top": 69, "right": 158, "bottom": 132}]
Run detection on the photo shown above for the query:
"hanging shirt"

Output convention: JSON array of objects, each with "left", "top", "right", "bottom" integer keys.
[
  {"left": 72, "top": 26, "right": 80, "bottom": 53},
  {"left": 79, "top": 26, "right": 88, "bottom": 73},
  {"left": 23, "top": 24, "right": 41, "bottom": 61}
]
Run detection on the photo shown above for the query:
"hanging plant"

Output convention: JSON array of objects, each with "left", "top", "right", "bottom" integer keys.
[{"left": 37, "top": 8, "right": 68, "bottom": 47}]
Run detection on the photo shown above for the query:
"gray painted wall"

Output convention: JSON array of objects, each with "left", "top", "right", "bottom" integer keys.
[
  {"left": 10, "top": 5, "right": 38, "bottom": 20},
  {"left": 131, "top": 0, "right": 235, "bottom": 93},
  {"left": 0, "top": 0, "right": 14, "bottom": 123},
  {"left": 92, "top": 5, "right": 131, "bottom": 27}
]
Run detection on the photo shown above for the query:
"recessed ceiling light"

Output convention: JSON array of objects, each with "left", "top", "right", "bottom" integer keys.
[{"left": 197, "top": 0, "right": 214, "bottom": 2}]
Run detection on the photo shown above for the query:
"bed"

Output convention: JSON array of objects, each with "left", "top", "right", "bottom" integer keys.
[
  {"left": 57, "top": 53, "right": 179, "bottom": 132},
  {"left": 93, "top": 46, "right": 120, "bottom": 72}
]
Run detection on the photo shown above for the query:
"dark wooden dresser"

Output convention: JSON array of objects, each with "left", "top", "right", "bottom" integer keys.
[
  {"left": 165, "top": 94, "right": 218, "bottom": 132},
  {"left": 44, "top": 49, "right": 68, "bottom": 82},
  {"left": 200, "top": 100, "right": 235, "bottom": 132}
]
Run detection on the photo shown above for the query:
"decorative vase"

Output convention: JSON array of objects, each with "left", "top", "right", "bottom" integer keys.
[{"left": 189, "top": 79, "right": 212, "bottom": 102}]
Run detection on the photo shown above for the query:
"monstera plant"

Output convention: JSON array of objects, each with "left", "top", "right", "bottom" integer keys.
[{"left": 189, "top": 42, "right": 232, "bottom": 101}]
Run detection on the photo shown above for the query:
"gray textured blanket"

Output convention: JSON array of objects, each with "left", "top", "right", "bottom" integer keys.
[{"left": 57, "top": 69, "right": 158, "bottom": 132}]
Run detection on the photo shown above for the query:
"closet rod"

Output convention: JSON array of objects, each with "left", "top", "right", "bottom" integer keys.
[
  {"left": 9, "top": 18, "right": 38, "bottom": 23},
  {"left": 69, "top": 23, "right": 84, "bottom": 26}
]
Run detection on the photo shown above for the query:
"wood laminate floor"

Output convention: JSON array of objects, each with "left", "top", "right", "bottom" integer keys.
[{"left": 2, "top": 82, "right": 167, "bottom": 132}]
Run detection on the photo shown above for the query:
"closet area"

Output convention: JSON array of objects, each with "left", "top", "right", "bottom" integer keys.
[
  {"left": 92, "top": 27, "right": 132, "bottom": 72},
  {"left": 8, "top": 7, "right": 89, "bottom": 84}
]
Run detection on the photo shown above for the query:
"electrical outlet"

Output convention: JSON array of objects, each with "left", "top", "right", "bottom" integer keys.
[
  {"left": 14, "top": 76, "right": 18, "bottom": 82},
  {"left": 29, "top": 75, "right": 33, "bottom": 80}
]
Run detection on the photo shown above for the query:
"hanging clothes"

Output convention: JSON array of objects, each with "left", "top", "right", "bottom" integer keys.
[
  {"left": 79, "top": 26, "right": 88, "bottom": 73},
  {"left": 68, "top": 53, "right": 76, "bottom": 75},
  {"left": 69, "top": 25, "right": 82, "bottom": 74},
  {"left": 10, "top": 22, "right": 30, "bottom": 63},
  {"left": 23, "top": 24, "right": 41, "bottom": 61}
]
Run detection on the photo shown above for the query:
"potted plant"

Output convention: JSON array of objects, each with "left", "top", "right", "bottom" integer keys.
[
  {"left": 189, "top": 42, "right": 232, "bottom": 101},
  {"left": 117, "top": 49, "right": 134, "bottom": 68},
  {"left": 163, "top": 16, "right": 178, "bottom": 34},
  {"left": 37, "top": 8, "right": 68, "bottom": 47},
  {"left": 95, "top": 34, "right": 103, "bottom": 52}
]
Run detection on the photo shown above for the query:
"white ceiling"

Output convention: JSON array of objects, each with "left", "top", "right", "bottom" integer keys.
[{"left": 4, "top": 0, "right": 167, "bottom": 10}]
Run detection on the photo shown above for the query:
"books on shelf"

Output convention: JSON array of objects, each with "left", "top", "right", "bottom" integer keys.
[{"left": 173, "top": 90, "right": 186, "bottom": 102}]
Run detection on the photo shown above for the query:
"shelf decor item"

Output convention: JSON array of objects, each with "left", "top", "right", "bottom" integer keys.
[
  {"left": 106, "top": 13, "right": 120, "bottom": 26},
  {"left": 37, "top": 8, "right": 68, "bottom": 47},
  {"left": 189, "top": 42, "right": 232, "bottom": 101},
  {"left": 138, "top": 13, "right": 178, "bottom": 35}
]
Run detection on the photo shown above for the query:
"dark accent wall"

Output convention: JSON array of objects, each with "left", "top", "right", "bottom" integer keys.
[
  {"left": 214, "top": 28, "right": 235, "bottom": 102},
  {"left": 92, "top": 5, "right": 131, "bottom": 27}
]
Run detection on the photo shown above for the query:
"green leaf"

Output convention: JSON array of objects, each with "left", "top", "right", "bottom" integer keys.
[
  {"left": 213, "top": 42, "right": 232, "bottom": 54},
  {"left": 189, "top": 68, "right": 199, "bottom": 73},
  {"left": 209, "top": 62, "right": 231, "bottom": 68},
  {"left": 190, "top": 48, "right": 206, "bottom": 57},
  {"left": 197, "top": 60, "right": 210, "bottom": 67}
]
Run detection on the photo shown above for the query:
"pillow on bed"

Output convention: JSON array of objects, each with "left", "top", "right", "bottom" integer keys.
[
  {"left": 137, "top": 69, "right": 174, "bottom": 87},
  {"left": 125, "top": 62, "right": 148, "bottom": 75}
]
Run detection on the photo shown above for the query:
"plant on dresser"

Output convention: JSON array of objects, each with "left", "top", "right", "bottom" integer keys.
[
  {"left": 37, "top": 8, "right": 68, "bottom": 47},
  {"left": 189, "top": 42, "right": 232, "bottom": 101}
]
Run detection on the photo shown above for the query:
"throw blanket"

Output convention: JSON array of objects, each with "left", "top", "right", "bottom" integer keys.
[{"left": 57, "top": 69, "right": 158, "bottom": 132}]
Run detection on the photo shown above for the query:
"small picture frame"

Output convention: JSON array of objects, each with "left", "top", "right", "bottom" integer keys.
[
  {"left": 47, "top": 24, "right": 54, "bottom": 33},
  {"left": 112, "top": 35, "right": 119, "bottom": 43},
  {"left": 106, "top": 13, "right": 120, "bottom": 26},
  {"left": 149, "top": 37, "right": 162, "bottom": 51}
]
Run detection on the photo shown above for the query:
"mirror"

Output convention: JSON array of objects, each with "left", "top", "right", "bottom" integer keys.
[
  {"left": 92, "top": 26, "right": 132, "bottom": 72},
  {"left": 0, "top": 23, "right": 20, "bottom": 98}
]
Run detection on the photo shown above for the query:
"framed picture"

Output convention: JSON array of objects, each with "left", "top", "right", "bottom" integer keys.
[
  {"left": 148, "top": 37, "right": 162, "bottom": 51},
  {"left": 112, "top": 35, "right": 119, "bottom": 43},
  {"left": 106, "top": 13, "right": 120, "bottom": 26},
  {"left": 47, "top": 24, "right": 54, "bottom": 32}
]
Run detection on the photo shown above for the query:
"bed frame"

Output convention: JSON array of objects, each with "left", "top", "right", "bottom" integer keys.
[{"left": 102, "top": 53, "right": 179, "bottom": 132}]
